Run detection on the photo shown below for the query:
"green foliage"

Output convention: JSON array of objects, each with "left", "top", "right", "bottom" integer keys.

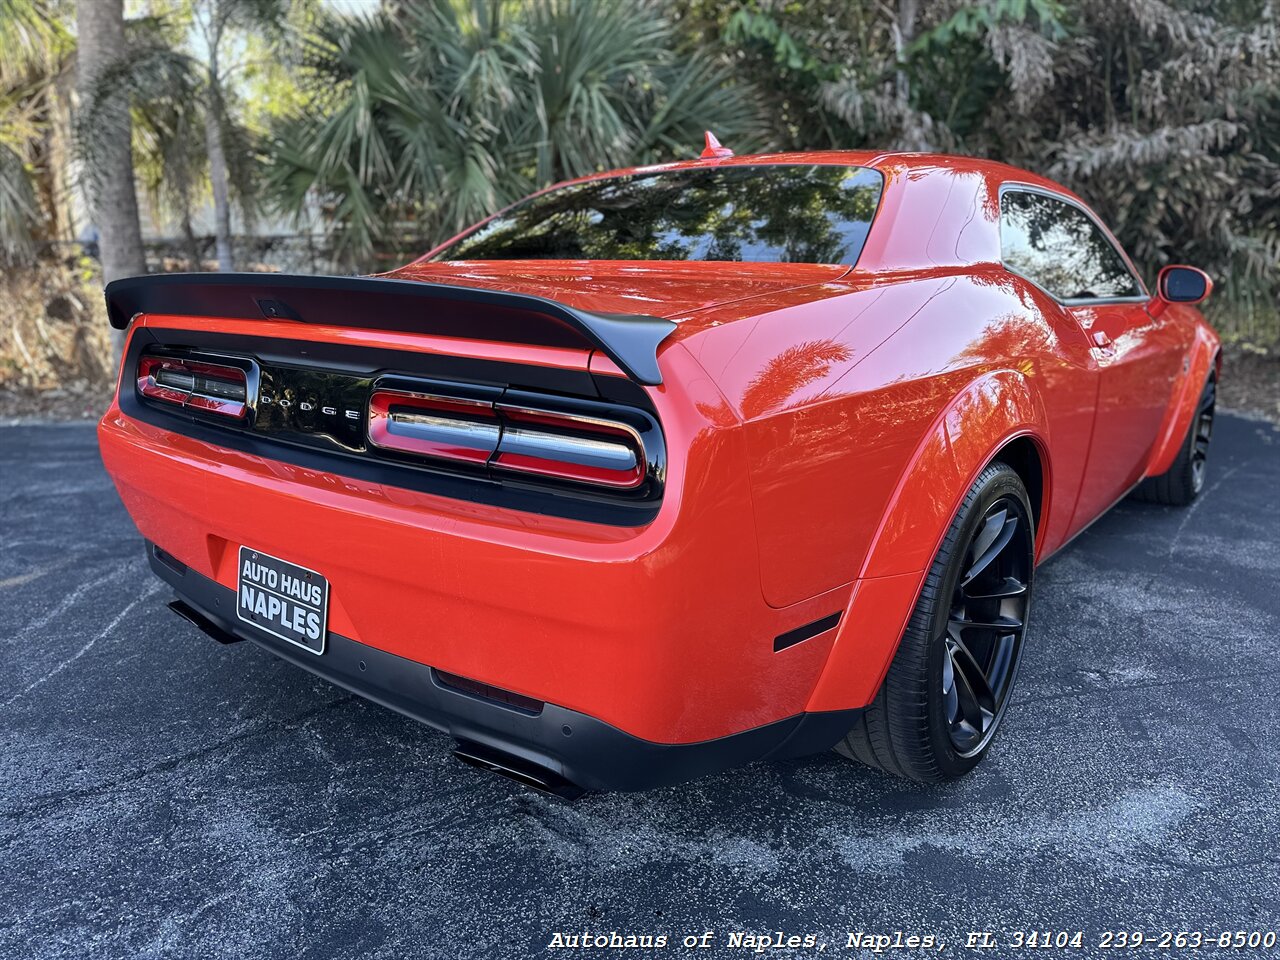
[
  {"left": 723, "top": 8, "right": 838, "bottom": 75},
  {"left": 3, "top": 0, "right": 1277, "bottom": 341},
  {"left": 74, "top": 0, "right": 296, "bottom": 263},
  {"left": 0, "top": 0, "right": 72, "bottom": 263},
  {"left": 85, "top": 35, "right": 200, "bottom": 208},
  {"left": 694, "top": 0, "right": 1280, "bottom": 341},
  {"left": 266, "top": 0, "right": 762, "bottom": 268},
  {"left": 0, "top": 134, "right": 42, "bottom": 263},
  {"left": 0, "top": 0, "right": 69, "bottom": 86},
  {"left": 916, "top": 0, "right": 1068, "bottom": 48}
]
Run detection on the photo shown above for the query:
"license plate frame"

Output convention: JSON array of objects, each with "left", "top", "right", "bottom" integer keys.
[{"left": 236, "top": 546, "right": 330, "bottom": 655}]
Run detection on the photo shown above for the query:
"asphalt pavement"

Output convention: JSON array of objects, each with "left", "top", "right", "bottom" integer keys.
[{"left": 1, "top": 413, "right": 1278, "bottom": 959}]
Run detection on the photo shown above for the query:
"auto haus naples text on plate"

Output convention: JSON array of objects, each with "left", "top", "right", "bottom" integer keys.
[{"left": 236, "top": 546, "right": 330, "bottom": 654}]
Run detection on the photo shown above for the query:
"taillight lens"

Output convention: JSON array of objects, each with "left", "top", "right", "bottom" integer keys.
[
  {"left": 137, "top": 353, "right": 250, "bottom": 419},
  {"left": 491, "top": 404, "right": 644, "bottom": 488},
  {"left": 367, "top": 381, "right": 654, "bottom": 491},
  {"left": 368, "top": 389, "right": 500, "bottom": 464}
]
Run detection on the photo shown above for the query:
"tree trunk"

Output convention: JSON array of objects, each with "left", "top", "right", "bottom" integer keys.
[
  {"left": 894, "top": 0, "right": 919, "bottom": 106},
  {"left": 204, "top": 88, "right": 234, "bottom": 271},
  {"left": 76, "top": 0, "right": 147, "bottom": 366},
  {"left": 50, "top": 69, "right": 81, "bottom": 245},
  {"left": 181, "top": 210, "right": 202, "bottom": 271}
]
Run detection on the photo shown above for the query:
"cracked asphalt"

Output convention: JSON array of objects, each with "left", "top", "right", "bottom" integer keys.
[{"left": 2, "top": 413, "right": 1278, "bottom": 959}]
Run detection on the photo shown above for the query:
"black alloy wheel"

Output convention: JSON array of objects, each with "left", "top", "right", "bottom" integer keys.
[
  {"left": 1190, "top": 378, "right": 1216, "bottom": 495},
  {"left": 942, "top": 496, "right": 1033, "bottom": 757},
  {"left": 837, "top": 462, "right": 1036, "bottom": 782}
]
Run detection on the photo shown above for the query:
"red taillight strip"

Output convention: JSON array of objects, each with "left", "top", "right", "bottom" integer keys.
[
  {"left": 497, "top": 426, "right": 637, "bottom": 471},
  {"left": 366, "top": 381, "right": 655, "bottom": 491},
  {"left": 492, "top": 404, "right": 645, "bottom": 489},
  {"left": 137, "top": 354, "right": 250, "bottom": 419},
  {"left": 368, "top": 390, "right": 499, "bottom": 464}
]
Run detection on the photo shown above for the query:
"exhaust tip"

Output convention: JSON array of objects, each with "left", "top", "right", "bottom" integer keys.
[
  {"left": 453, "top": 741, "right": 585, "bottom": 801},
  {"left": 168, "top": 599, "right": 244, "bottom": 645}
]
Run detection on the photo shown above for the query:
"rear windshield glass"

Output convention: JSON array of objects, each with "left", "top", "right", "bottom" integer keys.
[{"left": 430, "top": 165, "right": 884, "bottom": 264}]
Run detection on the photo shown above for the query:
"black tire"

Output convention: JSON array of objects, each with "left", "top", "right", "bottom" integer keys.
[
  {"left": 1131, "top": 374, "right": 1216, "bottom": 507},
  {"left": 836, "top": 462, "right": 1035, "bottom": 782}
]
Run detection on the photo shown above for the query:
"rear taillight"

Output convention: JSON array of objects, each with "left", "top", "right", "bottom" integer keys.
[
  {"left": 368, "top": 380, "right": 659, "bottom": 492},
  {"left": 368, "top": 389, "right": 500, "bottom": 465},
  {"left": 491, "top": 404, "right": 644, "bottom": 488},
  {"left": 137, "top": 353, "right": 252, "bottom": 419}
]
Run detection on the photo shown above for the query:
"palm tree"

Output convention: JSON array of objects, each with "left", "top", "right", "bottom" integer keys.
[
  {"left": 0, "top": 0, "right": 73, "bottom": 263},
  {"left": 0, "top": 76, "right": 47, "bottom": 264},
  {"left": 267, "top": 0, "right": 763, "bottom": 268},
  {"left": 76, "top": 0, "right": 147, "bottom": 349},
  {"left": 79, "top": 0, "right": 288, "bottom": 273},
  {"left": 192, "top": 0, "right": 289, "bottom": 270}
]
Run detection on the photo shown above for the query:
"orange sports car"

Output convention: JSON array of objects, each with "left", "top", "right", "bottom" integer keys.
[{"left": 98, "top": 143, "right": 1219, "bottom": 795}]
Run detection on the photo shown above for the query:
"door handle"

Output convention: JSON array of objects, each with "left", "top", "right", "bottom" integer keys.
[{"left": 1092, "top": 331, "right": 1113, "bottom": 348}]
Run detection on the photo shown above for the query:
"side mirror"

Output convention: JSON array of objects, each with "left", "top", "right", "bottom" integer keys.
[{"left": 1157, "top": 265, "right": 1212, "bottom": 305}]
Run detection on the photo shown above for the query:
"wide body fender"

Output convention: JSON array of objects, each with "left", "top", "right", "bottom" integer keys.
[
  {"left": 1143, "top": 315, "right": 1221, "bottom": 479},
  {"left": 806, "top": 370, "right": 1050, "bottom": 712}
]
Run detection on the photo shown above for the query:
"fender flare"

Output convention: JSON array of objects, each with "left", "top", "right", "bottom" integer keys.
[
  {"left": 1144, "top": 325, "right": 1221, "bottom": 479},
  {"left": 806, "top": 369, "right": 1051, "bottom": 712}
]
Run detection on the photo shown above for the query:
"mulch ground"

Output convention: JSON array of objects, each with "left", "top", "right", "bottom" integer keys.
[
  {"left": 0, "top": 382, "right": 116, "bottom": 424},
  {"left": 1219, "top": 347, "right": 1280, "bottom": 423}
]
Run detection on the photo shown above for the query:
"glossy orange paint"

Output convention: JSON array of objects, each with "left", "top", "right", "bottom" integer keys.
[
  {"left": 100, "top": 324, "right": 848, "bottom": 744},
  {"left": 99, "top": 150, "right": 1219, "bottom": 754}
]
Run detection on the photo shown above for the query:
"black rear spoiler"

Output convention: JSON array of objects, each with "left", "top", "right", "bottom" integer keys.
[{"left": 104, "top": 272, "right": 677, "bottom": 385}]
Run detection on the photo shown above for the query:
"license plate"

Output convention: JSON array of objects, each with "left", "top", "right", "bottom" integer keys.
[{"left": 236, "top": 546, "right": 329, "bottom": 654}]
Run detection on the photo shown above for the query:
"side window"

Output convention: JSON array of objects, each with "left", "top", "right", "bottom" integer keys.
[{"left": 1000, "top": 191, "right": 1142, "bottom": 301}]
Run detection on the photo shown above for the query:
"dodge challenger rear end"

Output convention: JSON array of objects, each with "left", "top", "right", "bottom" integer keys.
[{"left": 98, "top": 150, "right": 1219, "bottom": 793}]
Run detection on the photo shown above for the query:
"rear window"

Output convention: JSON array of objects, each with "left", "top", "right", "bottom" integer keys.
[{"left": 430, "top": 165, "right": 884, "bottom": 265}]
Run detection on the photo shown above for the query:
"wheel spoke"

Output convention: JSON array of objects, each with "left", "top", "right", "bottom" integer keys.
[
  {"left": 940, "top": 493, "right": 1033, "bottom": 756},
  {"left": 1189, "top": 382, "right": 1215, "bottom": 491},
  {"left": 946, "top": 635, "right": 996, "bottom": 715},
  {"left": 949, "top": 614, "right": 1024, "bottom": 635},
  {"left": 946, "top": 638, "right": 996, "bottom": 734},
  {"left": 1196, "top": 412, "right": 1213, "bottom": 447},
  {"left": 962, "top": 576, "right": 1027, "bottom": 601},
  {"left": 942, "top": 649, "right": 959, "bottom": 719},
  {"left": 962, "top": 513, "right": 1018, "bottom": 587},
  {"left": 968, "top": 509, "right": 1007, "bottom": 569},
  {"left": 1195, "top": 384, "right": 1216, "bottom": 446}
]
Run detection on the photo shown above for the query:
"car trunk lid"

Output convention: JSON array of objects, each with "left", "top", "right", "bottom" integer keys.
[{"left": 383, "top": 260, "right": 851, "bottom": 322}]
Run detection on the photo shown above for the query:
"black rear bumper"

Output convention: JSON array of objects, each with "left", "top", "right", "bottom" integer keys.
[{"left": 146, "top": 544, "right": 858, "bottom": 792}]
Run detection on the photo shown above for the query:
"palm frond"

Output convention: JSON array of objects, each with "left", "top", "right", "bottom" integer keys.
[
  {"left": 263, "top": 0, "right": 762, "bottom": 264},
  {"left": 0, "top": 140, "right": 40, "bottom": 263},
  {"left": 0, "top": 0, "right": 71, "bottom": 87}
]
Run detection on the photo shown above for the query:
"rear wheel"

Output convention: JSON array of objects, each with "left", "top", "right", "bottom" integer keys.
[
  {"left": 837, "top": 462, "right": 1035, "bottom": 782},
  {"left": 1131, "top": 374, "right": 1216, "bottom": 506}
]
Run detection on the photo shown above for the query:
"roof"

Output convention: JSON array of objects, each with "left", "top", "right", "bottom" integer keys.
[
  {"left": 406, "top": 146, "right": 1091, "bottom": 272},
  {"left": 576, "top": 148, "right": 1080, "bottom": 205}
]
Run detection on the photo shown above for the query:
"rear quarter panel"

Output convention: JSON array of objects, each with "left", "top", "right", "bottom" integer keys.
[{"left": 684, "top": 268, "right": 1097, "bottom": 609}]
